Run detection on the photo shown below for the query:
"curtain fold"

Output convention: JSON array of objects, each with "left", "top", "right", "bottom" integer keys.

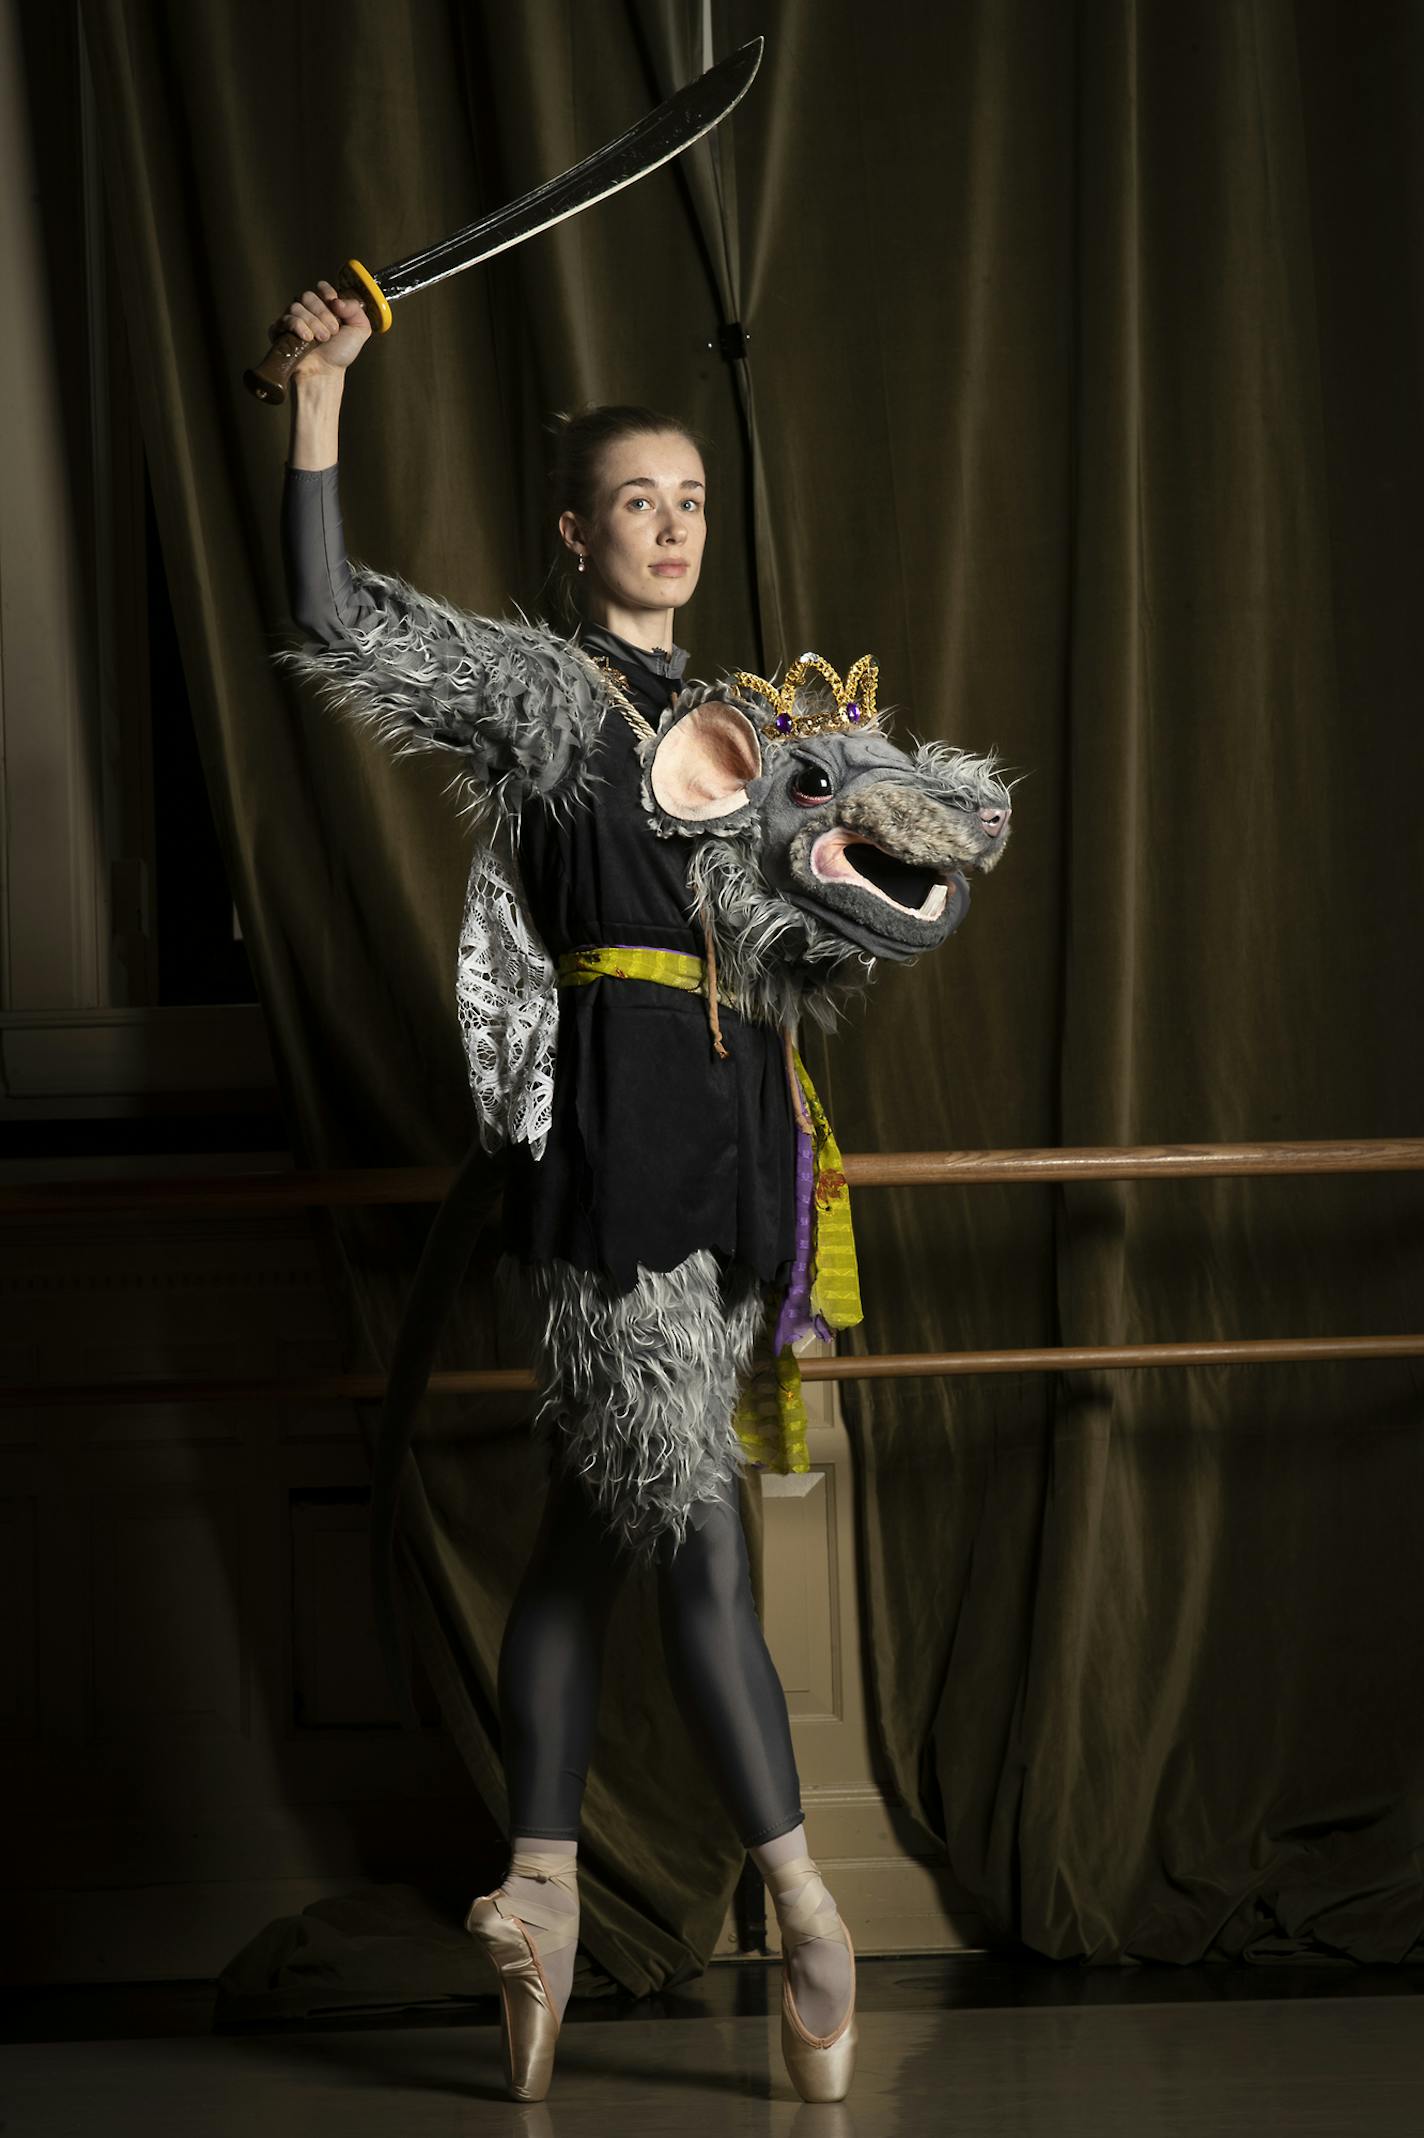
[
  {"left": 76, "top": 0, "right": 1424, "bottom": 1991},
  {"left": 632, "top": 0, "right": 789, "bottom": 667}
]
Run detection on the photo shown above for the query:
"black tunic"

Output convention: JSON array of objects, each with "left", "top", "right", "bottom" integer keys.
[{"left": 281, "top": 467, "right": 796, "bottom": 1293}]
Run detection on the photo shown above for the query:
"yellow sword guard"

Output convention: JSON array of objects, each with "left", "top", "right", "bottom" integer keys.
[{"left": 341, "top": 258, "right": 393, "bottom": 334}]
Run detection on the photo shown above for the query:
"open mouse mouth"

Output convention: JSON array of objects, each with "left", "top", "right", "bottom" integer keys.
[{"left": 810, "top": 828, "right": 949, "bottom": 920}]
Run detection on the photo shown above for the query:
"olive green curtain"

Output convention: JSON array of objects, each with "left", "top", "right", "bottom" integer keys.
[{"left": 78, "top": 0, "right": 1424, "bottom": 1998}]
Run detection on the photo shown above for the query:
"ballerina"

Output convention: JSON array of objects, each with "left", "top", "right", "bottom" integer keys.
[{"left": 268, "top": 276, "right": 1010, "bottom": 2102}]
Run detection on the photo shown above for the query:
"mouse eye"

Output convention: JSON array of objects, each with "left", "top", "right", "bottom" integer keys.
[{"left": 789, "top": 763, "right": 836, "bottom": 806}]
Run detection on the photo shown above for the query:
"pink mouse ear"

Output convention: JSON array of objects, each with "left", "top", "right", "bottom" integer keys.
[{"left": 649, "top": 699, "right": 763, "bottom": 821}]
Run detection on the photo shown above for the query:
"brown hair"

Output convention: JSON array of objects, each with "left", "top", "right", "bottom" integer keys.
[{"left": 544, "top": 403, "right": 705, "bottom": 623}]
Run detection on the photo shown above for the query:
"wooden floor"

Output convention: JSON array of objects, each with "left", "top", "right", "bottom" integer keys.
[{"left": 5, "top": 1959, "right": 1423, "bottom": 2137}]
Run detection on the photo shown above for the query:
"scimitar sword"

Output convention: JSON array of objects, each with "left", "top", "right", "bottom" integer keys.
[{"left": 245, "top": 38, "right": 762, "bottom": 405}]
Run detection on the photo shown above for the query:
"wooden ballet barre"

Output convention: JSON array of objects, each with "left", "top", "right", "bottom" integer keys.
[
  {"left": 844, "top": 1138, "right": 1424, "bottom": 1185},
  {"left": 2, "top": 1138, "right": 1423, "bottom": 1217},
  {"left": 5, "top": 1333, "right": 1423, "bottom": 1408}
]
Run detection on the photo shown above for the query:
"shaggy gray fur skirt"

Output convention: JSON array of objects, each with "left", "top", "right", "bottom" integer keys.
[{"left": 501, "top": 1250, "right": 768, "bottom": 1559}]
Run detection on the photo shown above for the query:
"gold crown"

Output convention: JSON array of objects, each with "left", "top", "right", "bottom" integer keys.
[{"left": 732, "top": 653, "right": 880, "bottom": 742}]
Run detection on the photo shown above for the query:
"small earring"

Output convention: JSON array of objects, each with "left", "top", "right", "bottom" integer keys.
[{"left": 576, "top": 551, "right": 587, "bottom": 574}]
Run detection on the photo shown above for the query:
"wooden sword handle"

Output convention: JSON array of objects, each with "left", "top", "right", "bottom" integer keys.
[{"left": 243, "top": 261, "right": 393, "bottom": 407}]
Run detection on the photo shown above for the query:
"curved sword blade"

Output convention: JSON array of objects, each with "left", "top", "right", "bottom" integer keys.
[{"left": 374, "top": 38, "right": 763, "bottom": 303}]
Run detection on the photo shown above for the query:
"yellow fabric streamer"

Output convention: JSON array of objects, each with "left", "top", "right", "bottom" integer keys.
[
  {"left": 553, "top": 944, "right": 862, "bottom": 1473},
  {"left": 730, "top": 1048, "right": 863, "bottom": 1472}
]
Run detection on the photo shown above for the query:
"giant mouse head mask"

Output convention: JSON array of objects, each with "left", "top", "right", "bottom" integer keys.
[{"left": 642, "top": 655, "right": 1012, "bottom": 1027}]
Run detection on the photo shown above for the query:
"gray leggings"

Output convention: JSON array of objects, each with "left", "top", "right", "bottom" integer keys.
[{"left": 498, "top": 1467, "right": 804, "bottom": 1849}]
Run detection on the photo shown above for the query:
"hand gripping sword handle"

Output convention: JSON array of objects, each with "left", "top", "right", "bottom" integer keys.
[{"left": 243, "top": 261, "right": 393, "bottom": 407}]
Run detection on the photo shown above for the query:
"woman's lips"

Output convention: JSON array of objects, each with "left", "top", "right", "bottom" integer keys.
[{"left": 650, "top": 561, "right": 689, "bottom": 576}]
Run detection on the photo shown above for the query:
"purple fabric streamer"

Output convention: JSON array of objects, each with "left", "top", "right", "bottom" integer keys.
[{"left": 773, "top": 1120, "right": 833, "bottom": 1353}]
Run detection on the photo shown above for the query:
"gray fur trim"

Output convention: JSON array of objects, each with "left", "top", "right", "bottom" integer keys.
[
  {"left": 686, "top": 837, "right": 871, "bottom": 1033},
  {"left": 839, "top": 779, "right": 995, "bottom": 872},
  {"left": 912, "top": 741, "right": 1015, "bottom": 871},
  {"left": 276, "top": 567, "right": 614, "bottom": 823},
  {"left": 513, "top": 1250, "right": 767, "bottom": 1560}
]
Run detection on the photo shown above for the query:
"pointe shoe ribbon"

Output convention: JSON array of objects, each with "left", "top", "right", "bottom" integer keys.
[
  {"left": 464, "top": 1852, "right": 580, "bottom": 2103},
  {"left": 766, "top": 1853, "right": 858, "bottom": 2104}
]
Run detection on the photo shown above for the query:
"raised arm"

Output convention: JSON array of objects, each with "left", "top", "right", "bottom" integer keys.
[
  {"left": 270, "top": 282, "right": 609, "bottom": 819},
  {"left": 278, "top": 284, "right": 378, "bottom": 640}
]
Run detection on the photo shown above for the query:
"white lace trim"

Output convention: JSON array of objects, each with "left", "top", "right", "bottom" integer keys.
[{"left": 454, "top": 828, "right": 557, "bottom": 1159}]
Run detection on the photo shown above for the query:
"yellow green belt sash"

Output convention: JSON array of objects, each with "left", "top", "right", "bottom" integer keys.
[{"left": 556, "top": 945, "right": 862, "bottom": 1474}]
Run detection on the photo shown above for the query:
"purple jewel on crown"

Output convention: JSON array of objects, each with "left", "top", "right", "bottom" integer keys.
[
  {"left": 847, "top": 702, "right": 861, "bottom": 722},
  {"left": 774, "top": 711, "right": 793, "bottom": 733}
]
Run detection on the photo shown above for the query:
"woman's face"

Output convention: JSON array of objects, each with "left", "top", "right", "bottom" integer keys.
[{"left": 561, "top": 429, "right": 707, "bottom": 620}]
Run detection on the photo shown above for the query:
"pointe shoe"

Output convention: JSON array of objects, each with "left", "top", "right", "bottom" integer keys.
[
  {"left": 464, "top": 1852, "right": 580, "bottom": 2103},
  {"left": 768, "top": 1853, "right": 858, "bottom": 2103}
]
